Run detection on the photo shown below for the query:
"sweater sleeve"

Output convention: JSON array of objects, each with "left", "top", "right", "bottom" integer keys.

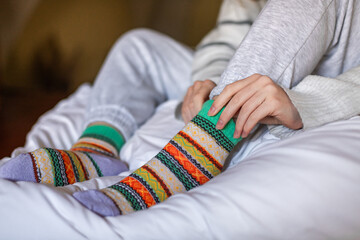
[
  {"left": 191, "top": 0, "right": 266, "bottom": 84},
  {"left": 283, "top": 65, "right": 360, "bottom": 129}
]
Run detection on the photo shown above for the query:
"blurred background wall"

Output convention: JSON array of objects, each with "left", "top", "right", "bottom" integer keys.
[
  {"left": 0, "top": 0, "right": 222, "bottom": 157},
  {"left": 1, "top": 0, "right": 222, "bottom": 91}
]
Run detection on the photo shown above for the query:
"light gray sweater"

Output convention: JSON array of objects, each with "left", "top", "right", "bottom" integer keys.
[{"left": 191, "top": 0, "right": 360, "bottom": 134}]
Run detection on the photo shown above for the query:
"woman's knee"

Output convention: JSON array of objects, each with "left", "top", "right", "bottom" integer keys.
[{"left": 112, "top": 28, "right": 162, "bottom": 50}]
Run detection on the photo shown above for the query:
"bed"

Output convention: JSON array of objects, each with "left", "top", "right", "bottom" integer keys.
[{"left": 1, "top": 84, "right": 360, "bottom": 239}]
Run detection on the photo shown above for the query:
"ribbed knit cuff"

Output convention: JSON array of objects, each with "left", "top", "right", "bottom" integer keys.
[
  {"left": 85, "top": 105, "right": 137, "bottom": 141},
  {"left": 81, "top": 125, "right": 125, "bottom": 152},
  {"left": 283, "top": 74, "right": 360, "bottom": 129}
]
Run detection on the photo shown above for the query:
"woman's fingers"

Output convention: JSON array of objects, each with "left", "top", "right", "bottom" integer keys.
[
  {"left": 208, "top": 74, "right": 260, "bottom": 117},
  {"left": 233, "top": 91, "right": 266, "bottom": 138},
  {"left": 182, "top": 80, "right": 216, "bottom": 123},
  {"left": 205, "top": 73, "right": 303, "bottom": 138},
  {"left": 215, "top": 81, "right": 259, "bottom": 130},
  {"left": 241, "top": 103, "right": 271, "bottom": 138},
  {"left": 181, "top": 87, "right": 193, "bottom": 123}
]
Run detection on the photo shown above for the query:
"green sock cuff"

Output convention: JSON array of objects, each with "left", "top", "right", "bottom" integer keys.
[
  {"left": 81, "top": 125, "right": 125, "bottom": 152},
  {"left": 197, "top": 100, "right": 242, "bottom": 146}
]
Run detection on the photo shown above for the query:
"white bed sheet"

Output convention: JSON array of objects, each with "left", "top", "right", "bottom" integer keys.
[{"left": 1, "top": 84, "right": 360, "bottom": 240}]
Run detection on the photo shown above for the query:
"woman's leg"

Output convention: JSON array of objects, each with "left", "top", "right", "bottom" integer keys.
[
  {"left": 0, "top": 29, "right": 194, "bottom": 186},
  {"left": 211, "top": 0, "right": 360, "bottom": 98},
  {"left": 86, "top": 28, "right": 194, "bottom": 140},
  {"left": 73, "top": 100, "right": 242, "bottom": 216}
]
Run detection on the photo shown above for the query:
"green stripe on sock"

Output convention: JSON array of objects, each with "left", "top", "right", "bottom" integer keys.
[
  {"left": 197, "top": 100, "right": 242, "bottom": 145},
  {"left": 45, "top": 148, "right": 65, "bottom": 187},
  {"left": 192, "top": 115, "right": 234, "bottom": 152},
  {"left": 110, "top": 184, "right": 143, "bottom": 211},
  {"left": 81, "top": 125, "right": 125, "bottom": 152}
]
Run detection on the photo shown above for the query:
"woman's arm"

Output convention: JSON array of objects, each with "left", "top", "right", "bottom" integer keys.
[
  {"left": 284, "top": 65, "right": 360, "bottom": 130},
  {"left": 209, "top": 0, "right": 360, "bottom": 138},
  {"left": 209, "top": 65, "right": 360, "bottom": 139}
]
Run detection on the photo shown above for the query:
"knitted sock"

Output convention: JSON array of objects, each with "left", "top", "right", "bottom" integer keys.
[
  {"left": 0, "top": 124, "right": 128, "bottom": 186},
  {"left": 73, "top": 100, "right": 242, "bottom": 216}
]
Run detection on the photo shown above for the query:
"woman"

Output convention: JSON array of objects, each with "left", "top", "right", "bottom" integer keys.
[{"left": 1, "top": 0, "right": 360, "bottom": 216}]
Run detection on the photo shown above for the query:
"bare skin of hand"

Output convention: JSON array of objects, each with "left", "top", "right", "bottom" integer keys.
[
  {"left": 208, "top": 74, "right": 303, "bottom": 138},
  {"left": 182, "top": 79, "right": 216, "bottom": 123}
]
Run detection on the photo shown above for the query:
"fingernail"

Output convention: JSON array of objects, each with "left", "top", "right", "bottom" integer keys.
[
  {"left": 234, "top": 130, "right": 240, "bottom": 138},
  {"left": 216, "top": 119, "right": 224, "bottom": 129},
  {"left": 208, "top": 106, "right": 216, "bottom": 116},
  {"left": 241, "top": 132, "right": 247, "bottom": 138}
]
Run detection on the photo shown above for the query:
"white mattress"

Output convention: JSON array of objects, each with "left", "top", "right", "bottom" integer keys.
[{"left": 1, "top": 84, "right": 360, "bottom": 240}]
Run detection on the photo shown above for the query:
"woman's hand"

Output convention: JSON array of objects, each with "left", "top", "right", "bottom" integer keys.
[
  {"left": 208, "top": 74, "right": 303, "bottom": 138},
  {"left": 182, "top": 79, "right": 216, "bottom": 123}
]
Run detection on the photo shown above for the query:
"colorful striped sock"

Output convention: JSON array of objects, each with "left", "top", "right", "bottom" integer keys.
[
  {"left": 0, "top": 124, "right": 128, "bottom": 186},
  {"left": 73, "top": 100, "right": 242, "bottom": 216},
  {"left": 71, "top": 124, "right": 125, "bottom": 158}
]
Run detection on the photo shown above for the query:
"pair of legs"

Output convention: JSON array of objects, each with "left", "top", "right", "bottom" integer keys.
[
  {"left": 0, "top": 29, "right": 194, "bottom": 185},
  {"left": 0, "top": 29, "right": 242, "bottom": 216}
]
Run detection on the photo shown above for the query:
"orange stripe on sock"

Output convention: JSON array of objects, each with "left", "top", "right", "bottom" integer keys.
[
  {"left": 72, "top": 142, "right": 114, "bottom": 156},
  {"left": 70, "top": 147, "right": 106, "bottom": 156},
  {"left": 164, "top": 143, "right": 209, "bottom": 185},
  {"left": 66, "top": 151, "right": 86, "bottom": 182},
  {"left": 122, "top": 176, "right": 157, "bottom": 208},
  {"left": 59, "top": 150, "right": 76, "bottom": 184},
  {"left": 178, "top": 131, "right": 223, "bottom": 171}
]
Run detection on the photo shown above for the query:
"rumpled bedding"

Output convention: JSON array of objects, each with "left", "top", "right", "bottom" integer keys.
[{"left": 1, "top": 84, "right": 360, "bottom": 240}]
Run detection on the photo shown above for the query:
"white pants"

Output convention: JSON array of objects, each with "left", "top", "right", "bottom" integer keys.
[{"left": 85, "top": 29, "right": 194, "bottom": 140}]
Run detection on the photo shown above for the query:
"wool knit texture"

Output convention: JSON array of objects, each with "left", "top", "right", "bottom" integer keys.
[
  {"left": 72, "top": 124, "right": 125, "bottom": 158},
  {"left": 0, "top": 124, "right": 127, "bottom": 186},
  {"left": 191, "top": 0, "right": 266, "bottom": 85},
  {"left": 73, "top": 100, "right": 242, "bottom": 216},
  {"left": 208, "top": 0, "right": 360, "bottom": 138}
]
